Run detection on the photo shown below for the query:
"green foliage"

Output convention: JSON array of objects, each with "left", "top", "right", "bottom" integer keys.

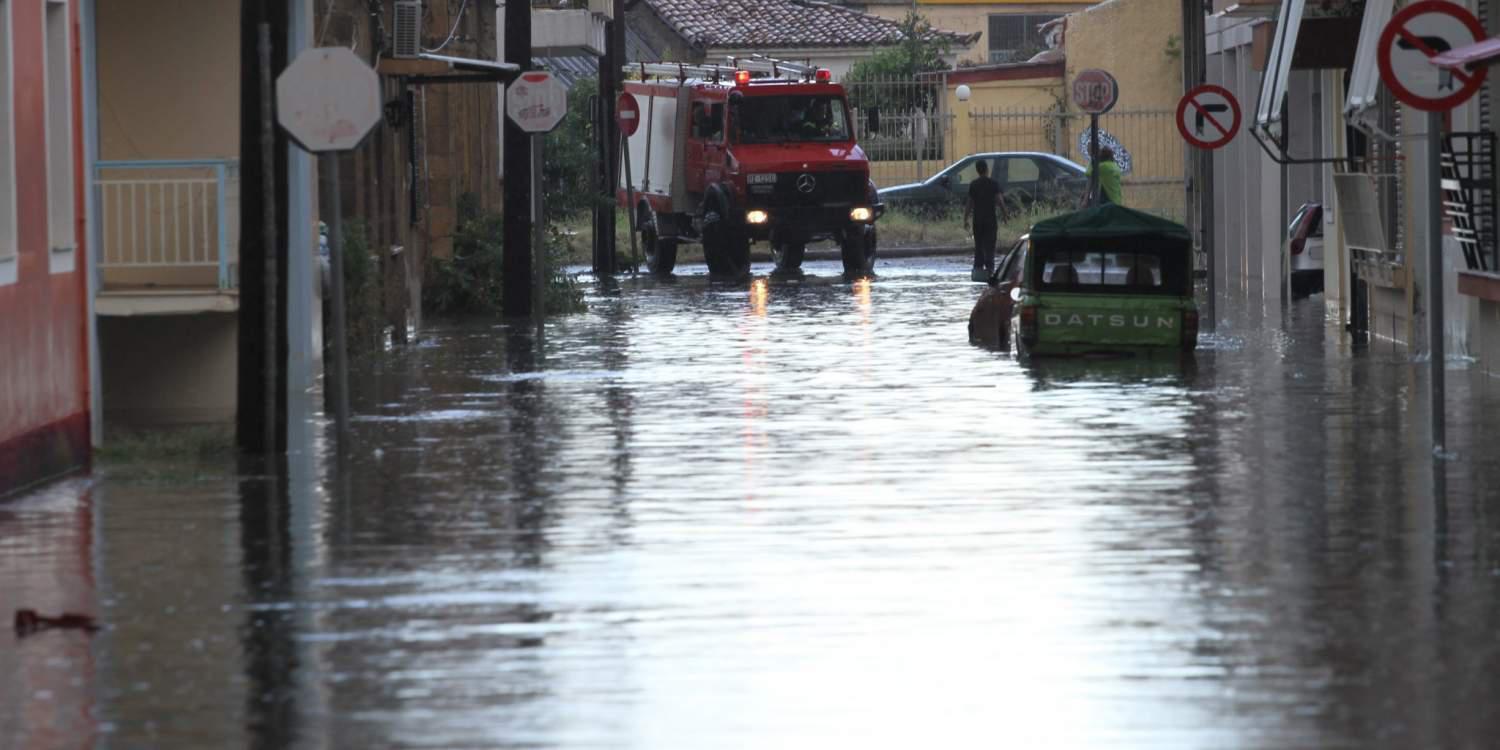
[
  {"left": 845, "top": 12, "right": 952, "bottom": 112},
  {"left": 426, "top": 209, "right": 507, "bottom": 315},
  {"left": 544, "top": 77, "right": 606, "bottom": 222},
  {"left": 1164, "top": 34, "right": 1182, "bottom": 61},
  {"left": 338, "top": 218, "right": 384, "bottom": 354},
  {"left": 424, "top": 195, "right": 587, "bottom": 316}
]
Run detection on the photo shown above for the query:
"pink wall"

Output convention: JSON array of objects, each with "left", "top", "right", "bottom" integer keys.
[{"left": 0, "top": 0, "right": 90, "bottom": 497}]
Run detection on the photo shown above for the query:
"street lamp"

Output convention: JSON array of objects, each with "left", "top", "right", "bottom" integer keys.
[{"left": 956, "top": 84, "right": 971, "bottom": 102}]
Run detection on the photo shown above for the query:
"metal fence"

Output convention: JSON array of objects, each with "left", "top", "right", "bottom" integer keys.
[
  {"left": 94, "top": 160, "right": 239, "bottom": 289},
  {"left": 845, "top": 75, "right": 952, "bottom": 189},
  {"left": 840, "top": 74, "right": 1188, "bottom": 222}
]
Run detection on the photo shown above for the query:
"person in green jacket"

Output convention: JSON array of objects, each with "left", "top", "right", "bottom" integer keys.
[{"left": 1089, "top": 147, "right": 1124, "bottom": 205}]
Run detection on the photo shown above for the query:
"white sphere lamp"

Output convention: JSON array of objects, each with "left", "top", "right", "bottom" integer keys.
[{"left": 955, "top": 84, "right": 972, "bottom": 102}]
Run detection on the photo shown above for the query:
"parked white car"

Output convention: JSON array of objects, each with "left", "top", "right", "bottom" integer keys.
[{"left": 1287, "top": 202, "right": 1324, "bottom": 296}]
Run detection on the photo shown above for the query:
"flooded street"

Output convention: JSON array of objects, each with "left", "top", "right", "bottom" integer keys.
[{"left": 7, "top": 256, "right": 1500, "bottom": 748}]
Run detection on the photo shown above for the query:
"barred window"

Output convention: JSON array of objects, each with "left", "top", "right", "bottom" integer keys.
[{"left": 987, "top": 14, "right": 1059, "bottom": 64}]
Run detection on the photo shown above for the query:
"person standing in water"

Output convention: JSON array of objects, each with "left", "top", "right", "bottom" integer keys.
[{"left": 963, "top": 159, "right": 1005, "bottom": 282}]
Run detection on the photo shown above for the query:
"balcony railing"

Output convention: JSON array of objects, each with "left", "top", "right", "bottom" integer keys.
[{"left": 94, "top": 159, "right": 239, "bottom": 289}]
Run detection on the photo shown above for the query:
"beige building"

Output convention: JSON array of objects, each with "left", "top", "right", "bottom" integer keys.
[
  {"left": 90, "top": 0, "right": 251, "bottom": 426},
  {"left": 912, "top": 0, "right": 1186, "bottom": 217},
  {"left": 859, "top": 0, "right": 1093, "bottom": 66}
]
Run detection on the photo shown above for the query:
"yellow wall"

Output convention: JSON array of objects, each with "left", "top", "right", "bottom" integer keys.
[
  {"left": 1062, "top": 0, "right": 1184, "bottom": 203},
  {"left": 866, "top": 4, "right": 1088, "bottom": 66},
  {"left": 946, "top": 77, "right": 1064, "bottom": 161},
  {"left": 97, "top": 0, "right": 239, "bottom": 161},
  {"left": 1063, "top": 0, "right": 1183, "bottom": 112}
]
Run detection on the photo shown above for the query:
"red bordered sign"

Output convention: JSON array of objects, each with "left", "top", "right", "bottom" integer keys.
[
  {"left": 1175, "top": 84, "right": 1241, "bottom": 150},
  {"left": 617, "top": 92, "right": 641, "bottom": 137},
  {"left": 1378, "top": 0, "right": 1488, "bottom": 112}
]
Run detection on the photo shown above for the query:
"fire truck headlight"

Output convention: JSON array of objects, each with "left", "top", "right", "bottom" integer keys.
[
  {"left": 746, "top": 210, "right": 770, "bottom": 225},
  {"left": 849, "top": 207, "right": 873, "bottom": 223}
]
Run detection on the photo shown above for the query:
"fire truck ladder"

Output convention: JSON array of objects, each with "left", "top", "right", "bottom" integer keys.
[
  {"left": 723, "top": 55, "right": 815, "bottom": 79},
  {"left": 627, "top": 56, "right": 818, "bottom": 83}
]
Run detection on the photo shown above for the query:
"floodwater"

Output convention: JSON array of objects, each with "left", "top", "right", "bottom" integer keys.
[{"left": 6, "top": 256, "right": 1500, "bottom": 749}]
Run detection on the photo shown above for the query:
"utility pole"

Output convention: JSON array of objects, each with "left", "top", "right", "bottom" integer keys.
[
  {"left": 1182, "top": 0, "right": 1215, "bottom": 330},
  {"left": 237, "top": 0, "right": 291, "bottom": 457},
  {"left": 594, "top": 0, "right": 623, "bottom": 277},
  {"left": 503, "top": 0, "right": 534, "bottom": 316}
]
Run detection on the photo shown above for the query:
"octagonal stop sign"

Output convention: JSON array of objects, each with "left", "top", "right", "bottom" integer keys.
[
  {"left": 507, "top": 72, "right": 569, "bottom": 133},
  {"left": 276, "top": 47, "right": 382, "bottom": 153}
]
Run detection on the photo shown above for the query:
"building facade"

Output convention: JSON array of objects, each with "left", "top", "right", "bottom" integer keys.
[
  {"left": 858, "top": 0, "right": 1092, "bottom": 66},
  {"left": 0, "top": 0, "right": 92, "bottom": 497},
  {"left": 1208, "top": 0, "right": 1500, "bottom": 376}
]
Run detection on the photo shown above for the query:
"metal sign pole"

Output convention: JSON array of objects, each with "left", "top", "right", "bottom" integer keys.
[
  {"left": 325, "top": 153, "right": 351, "bottom": 448},
  {"left": 621, "top": 131, "right": 638, "bottom": 264},
  {"left": 1427, "top": 110, "right": 1446, "bottom": 452},
  {"left": 532, "top": 133, "right": 546, "bottom": 322},
  {"left": 1088, "top": 114, "right": 1099, "bottom": 205}
]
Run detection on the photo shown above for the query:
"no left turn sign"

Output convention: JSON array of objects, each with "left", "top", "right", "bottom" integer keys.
[
  {"left": 1176, "top": 84, "right": 1241, "bottom": 150},
  {"left": 1378, "top": 0, "right": 1487, "bottom": 111}
]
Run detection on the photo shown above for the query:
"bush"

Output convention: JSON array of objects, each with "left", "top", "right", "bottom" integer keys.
[
  {"left": 338, "top": 218, "right": 384, "bottom": 354},
  {"left": 544, "top": 77, "right": 606, "bottom": 222},
  {"left": 845, "top": 12, "right": 952, "bottom": 113},
  {"left": 424, "top": 197, "right": 586, "bottom": 316}
]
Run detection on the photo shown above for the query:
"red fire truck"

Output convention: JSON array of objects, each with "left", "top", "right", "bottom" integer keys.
[{"left": 620, "top": 58, "right": 880, "bottom": 277}]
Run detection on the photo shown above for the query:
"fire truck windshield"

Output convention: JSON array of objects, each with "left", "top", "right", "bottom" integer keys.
[{"left": 734, "top": 95, "right": 850, "bottom": 144}]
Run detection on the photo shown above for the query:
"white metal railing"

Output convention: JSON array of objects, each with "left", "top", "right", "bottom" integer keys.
[{"left": 94, "top": 159, "right": 239, "bottom": 289}]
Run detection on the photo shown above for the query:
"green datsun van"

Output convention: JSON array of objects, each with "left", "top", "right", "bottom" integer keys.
[{"left": 1004, "top": 204, "right": 1199, "bottom": 356}]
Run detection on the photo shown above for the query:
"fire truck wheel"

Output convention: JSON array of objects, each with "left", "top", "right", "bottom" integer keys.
[
  {"left": 841, "top": 228, "right": 875, "bottom": 277},
  {"left": 772, "top": 242, "right": 806, "bottom": 272},
  {"left": 702, "top": 213, "right": 749, "bottom": 277},
  {"left": 642, "top": 222, "right": 677, "bottom": 276}
]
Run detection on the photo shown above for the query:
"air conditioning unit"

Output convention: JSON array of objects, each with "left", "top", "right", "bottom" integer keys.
[{"left": 393, "top": 0, "right": 422, "bottom": 58}]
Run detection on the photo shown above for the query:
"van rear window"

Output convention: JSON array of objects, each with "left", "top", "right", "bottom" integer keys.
[{"left": 1036, "top": 248, "right": 1187, "bottom": 295}]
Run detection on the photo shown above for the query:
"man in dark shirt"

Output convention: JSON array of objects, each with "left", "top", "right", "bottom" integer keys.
[{"left": 963, "top": 159, "right": 1005, "bottom": 281}]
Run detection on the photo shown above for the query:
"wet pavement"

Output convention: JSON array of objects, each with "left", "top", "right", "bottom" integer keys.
[{"left": 6, "top": 255, "right": 1500, "bottom": 748}]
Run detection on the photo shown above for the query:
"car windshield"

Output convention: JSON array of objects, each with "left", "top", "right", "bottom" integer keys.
[
  {"left": 735, "top": 95, "right": 850, "bottom": 144},
  {"left": 1036, "top": 247, "right": 1187, "bottom": 295}
]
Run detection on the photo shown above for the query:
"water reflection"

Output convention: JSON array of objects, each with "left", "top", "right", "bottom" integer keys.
[{"left": 5, "top": 258, "right": 1500, "bottom": 747}]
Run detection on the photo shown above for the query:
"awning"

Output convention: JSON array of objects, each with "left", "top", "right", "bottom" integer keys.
[
  {"left": 1432, "top": 36, "right": 1500, "bottom": 70},
  {"left": 1344, "top": 0, "right": 1396, "bottom": 135},
  {"left": 1255, "top": 0, "right": 1304, "bottom": 142}
]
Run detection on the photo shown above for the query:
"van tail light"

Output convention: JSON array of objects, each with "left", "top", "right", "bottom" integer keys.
[
  {"left": 1182, "top": 308, "right": 1199, "bottom": 350},
  {"left": 1019, "top": 304, "right": 1039, "bottom": 348}
]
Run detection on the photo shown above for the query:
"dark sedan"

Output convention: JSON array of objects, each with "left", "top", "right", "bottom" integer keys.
[{"left": 877, "top": 152, "right": 1088, "bottom": 214}]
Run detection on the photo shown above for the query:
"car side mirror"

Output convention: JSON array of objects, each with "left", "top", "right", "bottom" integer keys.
[
  {"left": 937, "top": 175, "right": 950, "bottom": 187},
  {"left": 867, "top": 106, "right": 880, "bottom": 133}
]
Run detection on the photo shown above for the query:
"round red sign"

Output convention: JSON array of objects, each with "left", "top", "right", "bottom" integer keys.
[
  {"left": 617, "top": 92, "right": 641, "bottom": 137},
  {"left": 1175, "top": 84, "right": 1241, "bottom": 150},
  {"left": 1377, "top": 0, "right": 1487, "bottom": 112},
  {"left": 1072, "top": 69, "right": 1119, "bottom": 115}
]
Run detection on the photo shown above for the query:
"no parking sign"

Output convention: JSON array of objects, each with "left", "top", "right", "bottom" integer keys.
[
  {"left": 1176, "top": 84, "right": 1241, "bottom": 150},
  {"left": 1377, "top": 0, "right": 1487, "bottom": 111}
]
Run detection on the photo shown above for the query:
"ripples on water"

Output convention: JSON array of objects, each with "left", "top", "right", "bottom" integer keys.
[{"left": 5, "top": 257, "right": 1500, "bottom": 748}]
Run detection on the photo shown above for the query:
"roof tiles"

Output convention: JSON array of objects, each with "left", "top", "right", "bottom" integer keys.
[{"left": 641, "top": 0, "right": 977, "bottom": 50}]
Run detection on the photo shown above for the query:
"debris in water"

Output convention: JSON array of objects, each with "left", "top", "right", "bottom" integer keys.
[{"left": 14, "top": 609, "right": 100, "bottom": 637}]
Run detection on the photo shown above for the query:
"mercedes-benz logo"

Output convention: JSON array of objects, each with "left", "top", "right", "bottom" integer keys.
[{"left": 796, "top": 174, "right": 817, "bottom": 194}]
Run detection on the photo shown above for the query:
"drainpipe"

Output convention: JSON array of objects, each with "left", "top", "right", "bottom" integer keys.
[{"left": 82, "top": 0, "right": 102, "bottom": 447}]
